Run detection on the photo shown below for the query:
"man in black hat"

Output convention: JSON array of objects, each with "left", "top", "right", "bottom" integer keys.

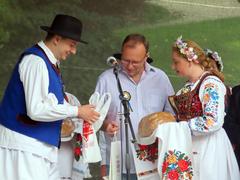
[{"left": 0, "top": 14, "right": 99, "bottom": 180}]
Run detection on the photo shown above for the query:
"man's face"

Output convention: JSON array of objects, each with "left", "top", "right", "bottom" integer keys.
[
  {"left": 55, "top": 36, "right": 78, "bottom": 61},
  {"left": 121, "top": 42, "right": 147, "bottom": 80}
]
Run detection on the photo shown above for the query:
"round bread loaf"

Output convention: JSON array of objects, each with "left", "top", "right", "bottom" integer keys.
[
  {"left": 61, "top": 118, "right": 75, "bottom": 138},
  {"left": 138, "top": 112, "right": 176, "bottom": 137}
]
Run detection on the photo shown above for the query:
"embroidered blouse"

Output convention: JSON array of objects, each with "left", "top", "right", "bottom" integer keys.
[{"left": 170, "top": 72, "right": 226, "bottom": 136}]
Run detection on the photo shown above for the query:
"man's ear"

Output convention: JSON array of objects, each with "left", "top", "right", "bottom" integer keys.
[
  {"left": 53, "top": 35, "right": 62, "bottom": 46},
  {"left": 145, "top": 52, "right": 154, "bottom": 64},
  {"left": 146, "top": 52, "right": 150, "bottom": 58}
]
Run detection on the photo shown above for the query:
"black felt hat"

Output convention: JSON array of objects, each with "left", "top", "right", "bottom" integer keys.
[{"left": 41, "top": 14, "right": 87, "bottom": 44}]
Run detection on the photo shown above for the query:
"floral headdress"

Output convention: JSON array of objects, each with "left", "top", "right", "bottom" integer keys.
[
  {"left": 204, "top": 48, "right": 223, "bottom": 72},
  {"left": 175, "top": 36, "right": 198, "bottom": 62}
]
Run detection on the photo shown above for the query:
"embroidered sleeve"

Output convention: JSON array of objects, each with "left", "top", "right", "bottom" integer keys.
[{"left": 188, "top": 77, "right": 226, "bottom": 136}]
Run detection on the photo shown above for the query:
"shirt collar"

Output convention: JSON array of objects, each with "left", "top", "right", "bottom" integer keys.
[
  {"left": 37, "top": 41, "right": 59, "bottom": 66},
  {"left": 144, "top": 62, "right": 155, "bottom": 73}
]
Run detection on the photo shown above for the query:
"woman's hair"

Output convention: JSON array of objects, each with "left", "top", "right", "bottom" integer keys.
[
  {"left": 204, "top": 54, "right": 224, "bottom": 81},
  {"left": 204, "top": 49, "right": 224, "bottom": 71},
  {"left": 173, "top": 37, "right": 224, "bottom": 81}
]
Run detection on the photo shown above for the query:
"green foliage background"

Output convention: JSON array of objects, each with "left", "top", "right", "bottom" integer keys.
[
  {"left": 0, "top": 0, "right": 175, "bottom": 102},
  {"left": 0, "top": 1, "right": 240, "bottom": 102}
]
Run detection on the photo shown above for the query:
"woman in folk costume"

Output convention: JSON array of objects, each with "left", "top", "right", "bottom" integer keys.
[{"left": 169, "top": 36, "right": 240, "bottom": 180}]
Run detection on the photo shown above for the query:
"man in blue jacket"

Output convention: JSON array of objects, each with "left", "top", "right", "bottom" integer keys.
[{"left": 0, "top": 14, "right": 99, "bottom": 180}]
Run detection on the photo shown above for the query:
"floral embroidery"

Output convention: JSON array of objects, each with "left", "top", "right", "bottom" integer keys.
[
  {"left": 210, "top": 91, "right": 219, "bottom": 101},
  {"left": 136, "top": 139, "right": 158, "bottom": 163},
  {"left": 138, "top": 169, "right": 158, "bottom": 177},
  {"left": 180, "top": 84, "right": 191, "bottom": 94},
  {"left": 74, "top": 133, "right": 83, "bottom": 161},
  {"left": 173, "top": 90, "right": 203, "bottom": 120},
  {"left": 206, "top": 118, "right": 214, "bottom": 127},
  {"left": 74, "top": 121, "right": 95, "bottom": 161},
  {"left": 203, "top": 93, "right": 210, "bottom": 102},
  {"left": 194, "top": 82, "right": 220, "bottom": 131},
  {"left": 162, "top": 150, "right": 193, "bottom": 180},
  {"left": 83, "top": 121, "right": 94, "bottom": 141}
]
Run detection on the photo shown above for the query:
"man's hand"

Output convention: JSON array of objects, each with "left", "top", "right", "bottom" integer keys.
[
  {"left": 101, "top": 120, "right": 119, "bottom": 135},
  {"left": 78, "top": 104, "right": 100, "bottom": 124}
]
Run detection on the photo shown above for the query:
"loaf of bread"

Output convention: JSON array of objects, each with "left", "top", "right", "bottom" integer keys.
[
  {"left": 61, "top": 118, "right": 75, "bottom": 138},
  {"left": 138, "top": 112, "right": 176, "bottom": 137}
]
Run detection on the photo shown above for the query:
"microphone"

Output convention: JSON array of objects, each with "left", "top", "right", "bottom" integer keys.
[{"left": 106, "top": 56, "right": 119, "bottom": 67}]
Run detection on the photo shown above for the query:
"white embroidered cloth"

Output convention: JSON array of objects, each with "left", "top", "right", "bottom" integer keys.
[
  {"left": 58, "top": 93, "right": 91, "bottom": 179},
  {"left": 136, "top": 122, "right": 194, "bottom": 180},
  {"left": 73, "top": 92, "right": 111, "bottom": 163}
]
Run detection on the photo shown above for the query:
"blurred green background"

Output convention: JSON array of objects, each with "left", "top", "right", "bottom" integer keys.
[
  {"left": 0, "top": 0, "right": 240, "bottom": 178},
  {"left": 1, "top": 0, "right": 240, "bottom": 103}
]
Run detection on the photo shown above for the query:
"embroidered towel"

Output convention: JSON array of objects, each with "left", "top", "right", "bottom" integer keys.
[
  {"left": 137, "top": 122, "right": 194, "bottom": 180},
  {"left": 58, "top": 93, "right": 92, "bottom": 179},
  {"left": 73, "top": 92, "right": 111, "bottom": 163},
  {"left": 155, "top": 122, "right": 193, "bottom": 180}
]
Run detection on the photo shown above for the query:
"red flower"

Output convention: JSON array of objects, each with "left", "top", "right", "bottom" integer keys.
[
  {"left": 74, "top": 147, "right": 81, "bottom": 156},
  {"left": 76, "top": 133, "right": 82, "bottom": 142},
  {"left": 136, "top": 139, "right": 158, "bottom": 163},
  {"left": 168, "top": 170, "right": 179, "bottom": 180},
  {"left": 162, "top": 161, "right": 169, "bottom": 173},
  {"left": 169, "top": 150, "right": 174, "bottom": 155},
  {"left": 178, "top": 159, "right": 189, "bottom": 172},
  {"left": 149, "top": 146, "right": 158, "bottom": 156},
  {"left": 191, "top": 95, "right": 202, "bottom": 112},
  {"left": 83, "top": 121, "right": 94, "bottom": 141},
  {"left": 138, "top": 144, "right": 147, "bottom": 151}
]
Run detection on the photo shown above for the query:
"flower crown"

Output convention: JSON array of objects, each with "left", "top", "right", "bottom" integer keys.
[
  {"left": 204, "top": 48, "right": 223, "bottom": 72},
  {"left": 175, "top": 36, "right": 198, "bottom": 62}
]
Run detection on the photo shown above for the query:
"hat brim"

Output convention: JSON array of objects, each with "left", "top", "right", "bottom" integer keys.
[{"left": 40, "top": 26, "right": 88, "bottom": 44}]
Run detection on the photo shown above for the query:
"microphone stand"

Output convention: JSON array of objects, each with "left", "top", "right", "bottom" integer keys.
[{"left": 113, "top": 65, "right": 137, "bottom": 180}]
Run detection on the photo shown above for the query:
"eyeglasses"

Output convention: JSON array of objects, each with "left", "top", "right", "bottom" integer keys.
[{"left": 121, "top": 58, "right": 145, "bottom": 66}]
